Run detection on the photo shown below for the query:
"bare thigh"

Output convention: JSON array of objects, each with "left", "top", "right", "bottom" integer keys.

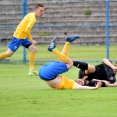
[
  {"left": 85, "top": 64, "right": 95, "bottom": 74},
  {"left": 28, "top": 44, "right": 37, "bottom": 53}
]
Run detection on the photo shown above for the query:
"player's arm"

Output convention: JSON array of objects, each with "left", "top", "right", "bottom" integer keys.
[
  {"left": 73, "top": 81, "right": 101, "bottom": 90},
  {"left": 25, "top": 23, "right": 37, "bottom": 45},
  {"left": 92, "top": 79, "right": 109, "bottom": 87},
  {"left": 102, "top": 58, "right": 117, "bottom": 71},
  {"left": 82, "top": 76, "right": 88, "bottom": 80},
  {"left": 106, "top": 82, "right": 117, "bottom": 87},
  {"left": 94, "top": 79, "right": 117, "bottom": 87},
  {"left": 25, "top": 26, "right": 33, "bottom": 41},
  {"left": 75, "top": 79, "right": 107, "bottom": 87},
  {"left": 24, "top": 16, "right": 36, "bottom": 42}
]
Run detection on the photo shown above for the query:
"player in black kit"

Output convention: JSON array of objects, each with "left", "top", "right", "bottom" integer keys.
[{"left": 73, "top": 58, "right": 117, "bottom": 87}]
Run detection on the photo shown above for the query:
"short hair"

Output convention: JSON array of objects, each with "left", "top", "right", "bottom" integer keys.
[{"left": 35, "top": 4, "right": 44, "bottom": 9}]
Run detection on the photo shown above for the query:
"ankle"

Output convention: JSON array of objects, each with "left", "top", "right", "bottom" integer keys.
[{"left": 29, "top": 69, "right": 34, "bottom": 72}]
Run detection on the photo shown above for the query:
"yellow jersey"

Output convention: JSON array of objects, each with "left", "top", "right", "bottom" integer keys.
[
  {"left": 56, "top": 76, "right": 77, "bottom": 89},
  {"left": 13, "top": 12, "right": 36, "bottom": 41}
]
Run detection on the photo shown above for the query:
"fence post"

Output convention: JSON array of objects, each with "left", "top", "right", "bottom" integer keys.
[
  {"left": 106, "top": 0, "right": 110, "bottom": 59},
  {"left": 22, "top": 0, "right": 27, "bottom": 63}
]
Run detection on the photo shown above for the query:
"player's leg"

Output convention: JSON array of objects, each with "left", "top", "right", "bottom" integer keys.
[
  {"left": 73, "top": 61, "right": 95, "bottom": 78},
  {"left": 73, "top": 61, "right": 88, "bottom": 70},
  {"left": 86, "top": 64, "right": 96, "bottom": 73},
  {"left": 0, "top": 37, "right": 21, "bottom": 60},
  {"left": 23, "top": 38, "right": 37, "bottom": 76},
  {"left": 61, "top": 35, "right": 80, "bottom": 56},
  {"left": 0, "top": 49, "right": 13, "bottom": 60},
  {"left": 28, "top": 45, "right": 37, "bottom": 76},
  {"left": 73, "top": 61, "right": 95, "bottom": 73},
  {"left": 48, "top": 37, "right": 70, "bottom": 64}
]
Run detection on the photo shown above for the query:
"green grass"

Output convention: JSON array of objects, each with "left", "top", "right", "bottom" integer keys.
[
  {"left": 1, "top": 44, "right": 117, "bottom": 61},
  {"left": 0, "top": 45, "right": 117, "bottom": 117},
  {"left": 0, "top": 63, "right": 117, "bottom": 117}
]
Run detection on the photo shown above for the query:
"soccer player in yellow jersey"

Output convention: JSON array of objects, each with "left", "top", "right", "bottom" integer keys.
[
  {"left": 38, "top": 35, "right": 101, "bottom": 90},
  {"left": 0, "top": 4, "right": 44, "bottom": 76}
]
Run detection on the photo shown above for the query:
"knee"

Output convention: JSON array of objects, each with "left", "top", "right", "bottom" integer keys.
[
  {"left": 8, "top": 54, "right": 13, "bottom": 57},
  {"left": 6, "top": 51, "right": 13, "bottom": 57},
  {"left": 28, "top": 45, "right": 37, "bottom": 53},
  {"left": 31, "top": 47, "right": 37, "bottom": 53},
  {"left": 34, "top": 48, "right": 37, "bottom": 53},
  {"left": 67, "top": 60, "right": 73, "bottom": 69},
  {"left": 69, "top": 62, "right": 73, "bottom": 69},
  {"left": 88, "top": 65, "right": 95, "bottom": 73}
]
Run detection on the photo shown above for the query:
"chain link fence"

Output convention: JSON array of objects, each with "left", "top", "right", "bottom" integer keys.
[{"left": 0, "top": 0, "right": 117, "bottom": 62}]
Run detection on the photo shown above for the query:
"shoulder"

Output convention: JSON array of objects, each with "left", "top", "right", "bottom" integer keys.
[{"left": 26, "top": 12, "right": 35, "bottom": 19}]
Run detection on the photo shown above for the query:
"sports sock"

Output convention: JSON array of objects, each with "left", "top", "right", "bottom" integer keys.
[
  {"left": 29, "top": 52, "right": 36, "bottom": 70},
  {"left": 61, "top": 42, "right": 70, "bottom": 56},
  {"left": 73, "top": 61, "right": 88, "bottom": 70},
  {"left": 0, "top": 52, "right": 9, "bottom": 60},
  {"left": 52, "top": 49, "right": 69, "bottom": 63}
]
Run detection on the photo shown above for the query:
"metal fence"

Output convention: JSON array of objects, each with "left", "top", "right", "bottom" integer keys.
[{"left": 0, "top": 0, "right": 117, "bottom": 62}]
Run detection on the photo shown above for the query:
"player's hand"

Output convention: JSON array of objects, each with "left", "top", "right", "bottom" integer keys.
[
  {"left": 83, "top": 76, "right": 88, "bottom": 80},
  {"left": 32, "top": 40, "right": 37, "bottom": 45},
  {"left": 112, "top": 66, "right": 117, "bottom": 73},
  {"left": 95, "top": 81, "right": 101, "bottom": 88},
  {"left": 75, "top": 79, "right": 84, "bottom": 86}
]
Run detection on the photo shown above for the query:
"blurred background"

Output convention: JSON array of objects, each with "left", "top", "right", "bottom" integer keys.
[{"left": 0, "top": 0, "right": 117, "bottom": 62}]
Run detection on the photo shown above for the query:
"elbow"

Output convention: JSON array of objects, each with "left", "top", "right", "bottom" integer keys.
[{"left": 102, "top": 58, "right": 107, "bottom": 62}]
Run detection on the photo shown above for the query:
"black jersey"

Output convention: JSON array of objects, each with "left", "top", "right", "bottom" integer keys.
[
  {"left": 87, "top": 64, "right": 107, "bottom": 80},
  {"left": 84, "top": 63, "right": 116, "bottom": 83}
]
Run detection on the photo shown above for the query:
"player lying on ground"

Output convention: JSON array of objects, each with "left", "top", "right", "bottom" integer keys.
[
  {"left": 73, "top": 59, "right": 117, "bottom": 87},
  {"left": 38, "top": 35, "right": 101, "bottom": 90}
]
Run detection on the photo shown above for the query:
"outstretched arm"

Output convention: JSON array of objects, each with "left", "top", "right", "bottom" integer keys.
[
  {"left": 73, "top": 81, "right": 101, "bottom": 90},
  {"left": 93, "top": 79, "right": 117, "bottom": 87},
  {"left": 107, "top": 82, "right": 117, "bottom": 87}
]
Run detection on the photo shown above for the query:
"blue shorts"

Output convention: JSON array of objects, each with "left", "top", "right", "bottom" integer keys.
[
  {"left": 38, "top": 61, "right": 69, "bottom": 81},
  {"left": 8, "top": 37, "right": 32, "bottom": 52}
]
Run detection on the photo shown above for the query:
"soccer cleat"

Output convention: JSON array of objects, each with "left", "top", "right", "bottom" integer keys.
[
  {"left": 65, "top": 35, "right": 80, "bottom": 43},
  {"left": 48, "top": 37, "right": 57, "bottom": 52},
  {"left": 29, "top": 69, "right": 38, "bottom": 76}
]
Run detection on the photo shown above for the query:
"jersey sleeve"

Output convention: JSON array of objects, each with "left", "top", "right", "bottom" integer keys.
[
  {"left": 24, "top": 14, "right": 36, "bottom": 41},
  {"left": 25, "top": 26, "right": 33, "bottom": 41}
]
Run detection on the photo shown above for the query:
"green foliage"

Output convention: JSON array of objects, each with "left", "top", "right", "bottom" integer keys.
[
  {"left": 84, "top": 9, "right": 91, "bottom": 15},
  {"left": 0, "top": 63, "right": 117, "bottom": 117},
  {"left": 38, "top": 32, "right": 50, "bottom": 36}
]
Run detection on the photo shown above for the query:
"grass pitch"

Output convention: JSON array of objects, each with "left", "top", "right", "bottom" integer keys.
[
  {"left": 1, "top": 44, "right": 117, "bottom": 61},
  {"left": 0, "top": 63, "right": 117, "bottom": 117}
]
